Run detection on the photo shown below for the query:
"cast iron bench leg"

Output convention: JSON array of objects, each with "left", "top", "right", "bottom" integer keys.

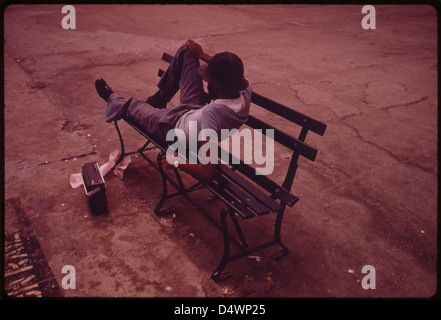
[
  {"left": 211, "top": 208, "right": 231, "bottom": 282},
  {"left": 154, "top": 152, "right": 168, "bottom": 215},
  {"left": 231, "top": 213, "right": 248, "bottom": 249},
  {"left": 272, "top": 208, "right": 289, "bottom": 260}
]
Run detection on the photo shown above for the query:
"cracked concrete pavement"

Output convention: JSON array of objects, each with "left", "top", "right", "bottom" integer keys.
[{"left": 3, "top": 4, "right": 438, "bottom": 298}]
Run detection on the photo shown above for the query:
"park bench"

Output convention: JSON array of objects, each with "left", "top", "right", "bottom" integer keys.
[{"left": 112, "top": 52, "right": 327, "bottom": 281}]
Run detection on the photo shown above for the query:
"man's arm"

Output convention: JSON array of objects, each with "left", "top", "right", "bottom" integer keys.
[
  {"left": 186, "top": 39, "right": 212, "bottom": 63},
  {"left": 164, "top": 141, "right": 218, "bottom": 182},
  {"left": 178, "top": 161, "right": 218, "bottom": 182}
]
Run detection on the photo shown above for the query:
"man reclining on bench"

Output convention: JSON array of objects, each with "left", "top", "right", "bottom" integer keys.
[{"left": 95, "top": 39, "right": 252, "bottom": 181}]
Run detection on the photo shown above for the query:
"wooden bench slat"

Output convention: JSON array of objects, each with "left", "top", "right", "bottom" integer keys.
[
  {"left": 219, "top": 164, "right": 282, "bottom": 212},
  {"left": 251, "top": 92, "right": 327, "bottom": 136},
  {"left": 246, "top": 115, "right": 318, "bottom": 161},
  {"left": 215, "top": 174, "right": 270, "bottom": 215},
  {"left": 162, "top": 52, "right": 174, "bottom": 63},
  {"left": 217, "top": 146, "right": 299, "bottom": 207},
  {"left": 229, "top": 161, "right": 299, "bottom": 207},
  {"left": 205, "top": 180, "right": 256, "bottom": 219}
]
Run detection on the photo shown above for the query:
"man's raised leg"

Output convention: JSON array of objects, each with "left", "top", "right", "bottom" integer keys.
[{"left": 148, "top": 44, "right": 208, "bottom": 108}]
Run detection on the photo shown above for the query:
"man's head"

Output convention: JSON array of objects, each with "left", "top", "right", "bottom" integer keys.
[{"left": 198, "top": 52, "right": 248, "bottom": 98}]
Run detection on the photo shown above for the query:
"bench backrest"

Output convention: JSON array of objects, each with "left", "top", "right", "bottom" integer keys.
[{"left": 246, "top": 92, "right": 327, "bottom": 191}]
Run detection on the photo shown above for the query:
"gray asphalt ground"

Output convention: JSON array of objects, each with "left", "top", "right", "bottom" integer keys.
[{"left": 3, "top": 4, "right": 438, "bottom": 299}]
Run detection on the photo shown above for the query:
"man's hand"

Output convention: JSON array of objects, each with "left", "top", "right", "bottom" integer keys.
[
  {"left": 186, "top": 39, "right": 203, "bottom": 59},
  {"left": 179, "top": 162, "right": 218, "bottom": 182},
  {"left": 186, "top": 39, "right": 212, "bottom": 63},
  {"left": 163, "top": 141, "right": 218, "bottom": 182},
  {"left": 162, "top": 157, "right": 218, "bottom": 182}
]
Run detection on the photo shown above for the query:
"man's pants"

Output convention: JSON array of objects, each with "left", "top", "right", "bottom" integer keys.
[{"left": 105, "top": 44, "right": 209, "bottom": 141}]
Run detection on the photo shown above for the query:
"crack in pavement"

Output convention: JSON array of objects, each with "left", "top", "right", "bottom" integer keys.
[
  {"left": 341, "top": 121, "right": 436, "bottom": 176},
  {"left": 378, "top": 96, "right": 429, "bottom": 112},
  {"left": 38, "top": 151, "right": 97, "bottom": 166}
]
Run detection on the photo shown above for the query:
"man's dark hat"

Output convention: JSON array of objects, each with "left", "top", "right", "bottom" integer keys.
[{"left": 198, "top": 52, "right": 249, "bottom": 92}]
